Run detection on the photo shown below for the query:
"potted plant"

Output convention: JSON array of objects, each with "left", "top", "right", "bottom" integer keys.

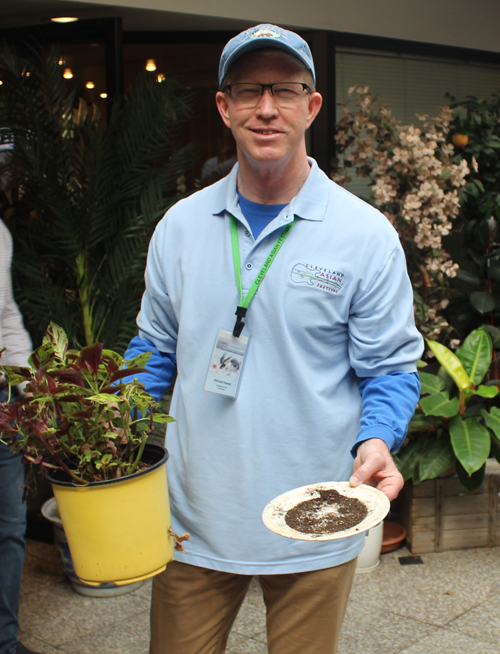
[
  {"left": 0, "top": 322, "right": 188, "bottom": 586},
  {"left": 395, "top": 327, "right": 500, "bottom": 553},
  {"left": 396, "top": 326, "right": 500, "bottom": 493}
]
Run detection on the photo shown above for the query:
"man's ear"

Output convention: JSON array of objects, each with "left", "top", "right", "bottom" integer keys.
[
  {"left": 216, "top": 91, "right": 231, "bottom": 129},
  {"left": 306, "top": 92, "right": 323, "bottom": 129}
]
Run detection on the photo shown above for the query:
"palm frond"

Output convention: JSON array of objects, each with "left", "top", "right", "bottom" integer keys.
[{"left": 0, "top": 45, "right": 196, "bottom": 352}]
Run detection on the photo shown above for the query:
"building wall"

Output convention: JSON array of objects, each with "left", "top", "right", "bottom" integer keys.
[{"left": 71, "top": 0, "right": 500, "bottom": 53}]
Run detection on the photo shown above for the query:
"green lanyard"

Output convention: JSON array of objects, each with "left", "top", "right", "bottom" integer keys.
[{"left": 230, "top": 215, "right": 297, "bottom": 337}]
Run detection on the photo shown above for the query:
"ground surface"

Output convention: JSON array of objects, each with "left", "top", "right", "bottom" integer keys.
[{"left": 18, "top": 540, "right": 500, "bottom": 654}]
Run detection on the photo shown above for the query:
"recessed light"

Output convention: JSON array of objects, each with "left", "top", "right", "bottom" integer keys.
[
  {"left": 157, "top": 74, "right": 165, "bottom": 83},
  {"left": 86, "top": 82, "right": 95, "bottom": 89},
  {"left": 100, "top": 93, "right": 107, "bottom": 99},
  {"left": 63, "top": 68, "right": 73, "bottom": 79},
  {"left": 145, "top": 59, "right": 156, "bottom": 72},
  {"left": 50, "top": 17, "right": 79, "bottom": 23}
]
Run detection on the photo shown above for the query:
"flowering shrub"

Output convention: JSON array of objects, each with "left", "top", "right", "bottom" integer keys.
[{"left": 333, "top": 86, "right": 470, "bottom": 341}]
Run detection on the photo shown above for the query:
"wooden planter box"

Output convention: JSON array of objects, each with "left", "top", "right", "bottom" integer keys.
[{"left": 401, "top": 459, "right": 500, "bottom": 553}]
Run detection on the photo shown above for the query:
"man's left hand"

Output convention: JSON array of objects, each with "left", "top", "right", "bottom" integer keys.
[{"left": 349, "top": 438, "right": 404, "bottom": 502}]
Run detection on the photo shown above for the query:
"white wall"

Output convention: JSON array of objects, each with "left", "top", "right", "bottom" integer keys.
[{"left": 68, "top": 0, "right": 500, "bottom": 53}]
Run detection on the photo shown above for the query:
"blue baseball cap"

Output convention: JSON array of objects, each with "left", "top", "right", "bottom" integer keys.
[{"left": 219, "top": 24, "right": 316, "bottom": 88}]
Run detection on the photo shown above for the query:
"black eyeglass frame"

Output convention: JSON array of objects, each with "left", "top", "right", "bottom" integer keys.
[{"left": 221, "top": 82, "right": 312, "bottom": 96}]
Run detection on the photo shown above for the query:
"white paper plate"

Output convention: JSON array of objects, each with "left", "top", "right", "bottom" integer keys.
[{"left": 262, "top": 481, "right": 391, "bottom": 541}]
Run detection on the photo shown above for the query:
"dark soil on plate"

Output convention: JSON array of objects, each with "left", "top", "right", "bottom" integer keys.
[{"left": 284, "top": 489, "right": 368, "bottom": 534}]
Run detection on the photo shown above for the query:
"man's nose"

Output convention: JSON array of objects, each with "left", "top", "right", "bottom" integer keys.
[{"left": 255, "top": 87, "right": 279, "bottom": 115}]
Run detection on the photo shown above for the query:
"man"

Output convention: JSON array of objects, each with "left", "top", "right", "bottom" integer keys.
[
  {"left": 125, "top": 24, "right": 423, "bottom": 654},
  {"left": 0, "top": 218, "right": 41, "bottom": 654}
]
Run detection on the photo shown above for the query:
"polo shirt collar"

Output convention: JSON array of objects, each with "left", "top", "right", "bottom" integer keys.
[{"left": 212, "top": 157, "right": 329, "bottom": 222}]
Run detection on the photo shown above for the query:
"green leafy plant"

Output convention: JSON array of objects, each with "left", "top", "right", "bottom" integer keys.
[
  {"left": 0, "top": 323, "right": 173, "bottom": 485},
  {"left": 0, "top": 45, "right": 194, "bottom": 352},
  {"left": 436, "top": 94, "right": 500, "bottom": 378},
  {"left": 395, "top": 327, "right": 500, "bottom": 493}
]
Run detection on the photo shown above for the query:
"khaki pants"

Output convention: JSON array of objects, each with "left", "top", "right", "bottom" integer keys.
[{"left": 150, "top": 558, "right": 357, "bottom": 654}]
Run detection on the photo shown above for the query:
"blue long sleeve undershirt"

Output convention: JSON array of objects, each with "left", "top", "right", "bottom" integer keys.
[
  {"left": 123, "top": 336, "right": 177, "bottom": 401},
  {"left": 123, "top": 336, "right": 420, "bottom": 457},
  {"left": 354, "top": 371, "right": 420, "bottom": 455}
]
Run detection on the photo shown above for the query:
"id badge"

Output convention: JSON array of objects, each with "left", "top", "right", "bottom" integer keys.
[{"left": 204, "top": 329, "right": 250, "bottom": 398}]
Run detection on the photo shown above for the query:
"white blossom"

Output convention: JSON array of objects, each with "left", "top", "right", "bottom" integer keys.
[{"left": 333, "top": 86, "right": 471, "bottom": 340}]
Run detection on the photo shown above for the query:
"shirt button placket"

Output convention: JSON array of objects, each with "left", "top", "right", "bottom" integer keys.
[
  {"left": 239, "top": 225, "right": 255, "bottom": 293},
  {"left": 241, "top": 238, "right": 257, "bottom": 295}
]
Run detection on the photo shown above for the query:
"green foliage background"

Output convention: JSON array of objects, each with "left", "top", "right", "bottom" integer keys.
[
  {"left": 0, "top": 45, "right": 194, "bottom": 353},
  {"left": 446, "top": 93, "right": 500, "bottom": 343}
]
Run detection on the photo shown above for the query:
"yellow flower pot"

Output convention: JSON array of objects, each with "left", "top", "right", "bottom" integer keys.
[{"left": 48, "top": 443, "right": 174, "bottom": 586}]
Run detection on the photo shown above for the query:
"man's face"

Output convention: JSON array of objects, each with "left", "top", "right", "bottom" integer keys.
[{"left": 215, "top": 51, "right": 322, "bottom": 168}]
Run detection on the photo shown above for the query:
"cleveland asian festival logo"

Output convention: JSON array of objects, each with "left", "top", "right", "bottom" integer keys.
[{"left": 291, "top": 263, "right": 346, "bottom": 295}]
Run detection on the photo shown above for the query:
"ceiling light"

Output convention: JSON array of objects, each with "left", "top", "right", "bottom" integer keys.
[
  {"left": 0, "top": 80, "right": 3, "bottom": 85},
  {"left": 145, "top": 59, "right": 156, "bottom": 72},
  {"left": 58, "top": 59, "right": 66, "bottom": 66},
  {"left": 50, "top": 17, "right": 79, "bottom": 23},
  {"left": 100, "top": 93, "right": 107, "bottom": 99},
  {"left": 157, "top": 74, "right": 165, "bottom": 83},
  {"left": 86, "top": 81, "right": 95, "bottom": 89},
  {"left": 63, "top": 68, "right": 73, "bottom": 79}
]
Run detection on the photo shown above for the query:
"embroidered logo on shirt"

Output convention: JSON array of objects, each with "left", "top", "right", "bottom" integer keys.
[{"left": 291, "top": 263, "right": 346, "bottom": 295}]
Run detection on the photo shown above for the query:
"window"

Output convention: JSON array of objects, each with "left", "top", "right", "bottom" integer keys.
[{"left": 336, "top": 47, "right": 500, "bottom": 197}]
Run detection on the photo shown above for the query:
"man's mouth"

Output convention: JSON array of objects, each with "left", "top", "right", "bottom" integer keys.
[{"left": 251, "top": 129, "right": 280, "bottom": 135}]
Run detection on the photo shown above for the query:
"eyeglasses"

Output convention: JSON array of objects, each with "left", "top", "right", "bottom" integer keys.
[{"left": 222, "top": 82, "right": 312, "bottom": 107}]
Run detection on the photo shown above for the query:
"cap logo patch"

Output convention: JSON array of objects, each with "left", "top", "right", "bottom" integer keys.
[{"left": 251, "top": 28, "right": 281, "bottom": 39}]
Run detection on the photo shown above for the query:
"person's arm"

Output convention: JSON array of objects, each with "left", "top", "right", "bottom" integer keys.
[
  {"left": 0, "top": 221, "right": 32, "bottom": 393},
  {"left": 353, "top": 371, "right": 420, "bottom": 454},
  {"left": 347, "top": 236, "right": 423, "bottom": 500},
  {"left": 122, "top": 335, "right": 176, "bottom": 402},
  {"left": 121, "top": 214, "right": 179, "bottom": 401},
  {"left": 349, "top": 372, "right": 420, "bottom": 501},
  {"left": 1, "top": 289, "right": 32, "bottom": 369}
]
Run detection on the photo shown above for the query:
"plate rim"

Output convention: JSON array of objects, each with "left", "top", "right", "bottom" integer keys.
[{"left": 262, "top": 481, "right": 391, "bottom": 541}]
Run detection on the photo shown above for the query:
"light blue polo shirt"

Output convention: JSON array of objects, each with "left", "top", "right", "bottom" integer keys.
[{"left": 130, "top": 158, "right": 423, "bottom": 574}]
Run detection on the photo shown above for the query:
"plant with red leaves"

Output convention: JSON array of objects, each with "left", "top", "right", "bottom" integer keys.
[{"left": 0, "top": 322, "right": 173, "bottom": 484}]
